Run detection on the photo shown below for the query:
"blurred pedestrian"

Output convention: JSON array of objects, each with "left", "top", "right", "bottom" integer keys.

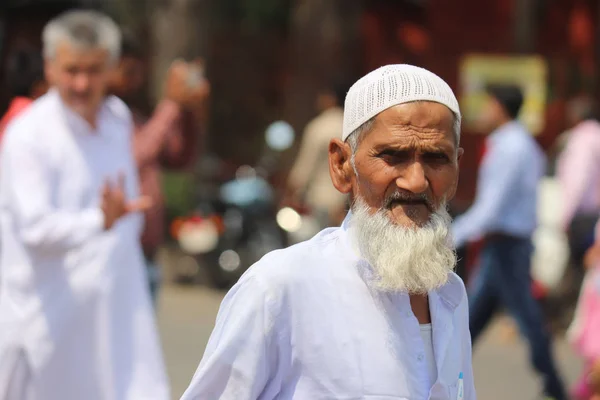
[
  {"left": 0, "top": 10, "right": 168, "bottom": 400},
  {"left": 108, "top": 32, "right": 209, "bottom": 305},
  {"left": 0, "top": 46, "right": 48, "bottom": 138},
  {"left": 181, "top": 65, "right": 476, "bottom": 400},
  {"left": 569, "top": 220, "right": 600, "bottom": 400},
  {"left": 284, "top": 85, "right": 348, "bottom": 227},
  {"left": 557, "top": 96, "right": 600, "bottom": 287},
  {"left": 453, "top": 84, "right": 566, "bottom": 400}
]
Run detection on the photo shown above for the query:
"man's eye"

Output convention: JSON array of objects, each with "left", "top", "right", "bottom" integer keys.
[
  {"left": 88, "top": 66, "right": 103, "bottom": 75},
  {"left": 379, "top": 150, "right": 406, "bottom": 159},
  {"left": 378, "top": 152, "right": 398, "bottom": 164},
  {"left": 423, "top": 153, "right": 450, "bottom": 163}
]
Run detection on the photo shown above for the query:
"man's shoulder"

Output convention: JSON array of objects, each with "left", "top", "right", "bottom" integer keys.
[
  {"left": 307, "top": 108, "right": 343, "bottom": 137},
  {"left": 2, "top": 99, "right": 50, "bottom": 147},
  {"left": 569, "top": 120, "right": 600, "bottom": 146},
  {"left": 103, "top": 95, "right": 133, "bottom": 123},
  {"left": 240, "top": 227, "right": 347, "bottom": 289},
  {"left": 494, "top": 125, "right": 542, "bottom": 160}
]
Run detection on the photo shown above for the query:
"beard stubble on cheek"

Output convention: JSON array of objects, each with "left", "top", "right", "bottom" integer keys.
[{"left": 349, "top": 197, "right": 457, "bottom": 294}]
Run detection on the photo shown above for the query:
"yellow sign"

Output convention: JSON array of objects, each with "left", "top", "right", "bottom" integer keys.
[{"left": 459, "top": 55, "right": 548, "bottom": 135}]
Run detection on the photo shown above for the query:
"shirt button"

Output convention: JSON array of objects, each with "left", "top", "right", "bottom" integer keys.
[{"left": 417, "top": 354, "right": 424, "bottom": 361}]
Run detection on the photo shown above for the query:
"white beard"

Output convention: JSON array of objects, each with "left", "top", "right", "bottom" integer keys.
[{"left": 350, "top": 197, "right": 457, "bottom": 294}]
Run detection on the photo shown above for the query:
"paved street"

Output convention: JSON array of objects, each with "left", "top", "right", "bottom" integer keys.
[{"left": 157, "top": 284, "right": 583, "bottom": 400}]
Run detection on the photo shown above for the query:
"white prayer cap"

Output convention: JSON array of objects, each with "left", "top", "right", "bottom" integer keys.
[{"left": 342, "top": 64, "right": 461, "bottom": 142}]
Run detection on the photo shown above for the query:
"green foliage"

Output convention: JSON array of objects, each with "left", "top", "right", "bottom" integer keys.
[{"left": 161, "top": 171, "right": 195, "bottom": 218}]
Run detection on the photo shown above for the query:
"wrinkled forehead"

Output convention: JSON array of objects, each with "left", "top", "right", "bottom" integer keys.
[{"left": 370, "top": 101, "right": 456, "bottom": 143}]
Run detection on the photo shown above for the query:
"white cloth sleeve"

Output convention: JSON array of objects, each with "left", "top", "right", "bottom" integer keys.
[
  {"left": 181, "top": 275, "right": 284, "bottom": 400},
  {"left": 1, "top": 129, "right": 104, "bottom": 254}
]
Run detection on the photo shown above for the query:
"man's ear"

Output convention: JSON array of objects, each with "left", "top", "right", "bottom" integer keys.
[
  {"left": 329, "top": 138, "right": 354, "bottom": 194},
  {"left": 446, "top": 147, "right": 464, "bottom": 202}
]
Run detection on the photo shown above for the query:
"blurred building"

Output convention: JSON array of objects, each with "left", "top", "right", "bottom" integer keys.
[
  {"left": 0, "top": 0, "right": 599, "bottom": 205},
  {"left": 359, "top": 0, "right": 600, "bottom": 204}
]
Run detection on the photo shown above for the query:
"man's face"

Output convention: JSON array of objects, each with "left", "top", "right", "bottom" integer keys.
[
  {"left": 478, "top": 94, "right": 505, "bottom": 133},
  {"left": 108, "top": 56, "right": 145, "bottom": 99},
  {"left": 338, "top": 101, "right": 462, "bottom": 228},
  {"left": 46, "top": 42, "right": 111, "bottom": 120}
]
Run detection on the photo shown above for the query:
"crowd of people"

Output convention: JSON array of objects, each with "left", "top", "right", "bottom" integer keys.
[{"left": 0, "top": 7, "right": 599, "bottom": 400}]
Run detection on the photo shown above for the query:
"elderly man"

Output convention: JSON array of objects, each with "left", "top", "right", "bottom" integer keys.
[
  {"left": 181, "top": 65, "right": 475, "bottom": 400},
  {"left": 0, "top": 10, "right": 168, "bottom": 400},
  {"left": 453, "top": 85, "right": 566, "bottom": 400}
]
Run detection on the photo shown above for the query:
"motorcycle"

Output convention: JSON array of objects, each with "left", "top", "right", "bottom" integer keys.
[{"left": 170, "top": 122, "right": 295, "bottom": 289}]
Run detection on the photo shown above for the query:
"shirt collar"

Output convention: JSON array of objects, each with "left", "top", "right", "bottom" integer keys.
[
  {"left": 50, "top": 88, "right": 110, "bottom": 136},
  {"left": 340, "top": 211, "right": 464, "bottom": 309},
  {"left": 434, "top": 273, "right": 463, "bottom": 309}
]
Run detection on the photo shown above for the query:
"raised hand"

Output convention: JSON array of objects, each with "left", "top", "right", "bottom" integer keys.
[
  {"left": 100, "top": 173, "right": 152, "bottom": 230},
  {"left": 164, "top": 59, "right": 210, "bottom": 114}
]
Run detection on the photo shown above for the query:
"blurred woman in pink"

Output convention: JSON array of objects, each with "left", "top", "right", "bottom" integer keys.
[{"left": 569, "top": 219, "right": 600, "bottom": 399}]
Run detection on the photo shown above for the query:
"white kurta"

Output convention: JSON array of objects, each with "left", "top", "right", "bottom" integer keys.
[
  {"left": 182, "top": 217, "right": 476, "bottom": 400},
  {"left": 0, "top": 90, "right": 169, "bottom": 400}
]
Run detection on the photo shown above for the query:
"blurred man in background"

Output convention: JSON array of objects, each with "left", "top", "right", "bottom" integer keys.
[
  {"left": 0, "top": 46, "right": 48, "bottom": 138},
  {"left": 285, "top": 85, "right": 348, "bottom": 228},
  {"left": 453, "top": 84, "right": 566, "bottom": 400},
  {"left": 557, "top": 96, "right": 600, "bottom": 284},
  {"left": 0, "top": 10, "right": 168, "bottom": 399},
  {"left": 108, "top": 32, "right": 210, "bottom": 304}
]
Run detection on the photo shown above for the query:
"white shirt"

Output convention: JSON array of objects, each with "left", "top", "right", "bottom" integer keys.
[
  {"left": 0, "top": 90, "right": 169, "bottom": 400},
  {"left": 453, "top": 121, "right": 545, "bottom": 247},
  {"left": 420, "top": 324, "right": 437, "bottom": 390},
  {"left": 182, "top": 216, "right": 476, "bottom": 400}
]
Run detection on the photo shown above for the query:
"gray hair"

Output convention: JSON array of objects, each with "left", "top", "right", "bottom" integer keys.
[
  {"left": 42, "top": 10, "right": 121, "bottom": 64},
  {"left": 346, "top": 108, "right": 461, "bottom": 155}
]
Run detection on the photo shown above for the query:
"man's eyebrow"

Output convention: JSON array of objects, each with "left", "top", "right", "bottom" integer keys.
[
  {"left": 372, "top": 143, "right": 454, "bottom": 153},
  {"left": 421, "top": 145, "right": 454, "bottom": 153}
]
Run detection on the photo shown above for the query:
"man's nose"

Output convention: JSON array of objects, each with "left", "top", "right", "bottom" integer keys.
[
  {"left": 73, "top": 73, "right": 91, "bottom": 92},
  {"left": 396, "top": 161, "right": 429, "bottom": 194}
]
